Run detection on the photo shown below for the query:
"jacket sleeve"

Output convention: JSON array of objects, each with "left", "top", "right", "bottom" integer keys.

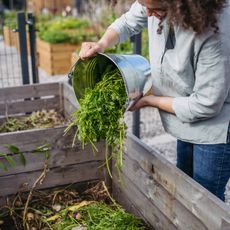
[
  {"left": 172, "top": 33, "right": 230, "bottom": 123},
  {"left": 108, "top": 1, "right": 147, "bottom": 43}
]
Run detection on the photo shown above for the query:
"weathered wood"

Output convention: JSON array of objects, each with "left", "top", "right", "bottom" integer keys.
[
  {"left": 117, "top": 151, "right": 208, "bottom": 230},
  {"left": 0, "top": 96, "right": 60, "bottom": 116},
  {"left": 0, "top": 126, "right": 70, "bottom": 153},
  {"left": 62, "top": 82, "right": 79, "bottom": 116},
  {"left": 0, "top": 82, "right": 60, "bottom": 101},
  {"left": 0, "top": 161, "right": 105, "bottom": 197},
  {"left": 115, "top": 134, "right": 230, "bottom": 230},
  {"left": 0, "top": 141, "right": 105, "bottom": 176},
  {"left": 113, "top": 173, "right": 177, "bottom": 230}
]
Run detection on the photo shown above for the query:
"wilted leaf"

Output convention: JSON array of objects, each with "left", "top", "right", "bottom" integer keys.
[
  {"left": 46, "top": 214, "right": 60, "bottom": 222},
  {"left": 67, "top": 201, "right": 94, "bottom": 212}
]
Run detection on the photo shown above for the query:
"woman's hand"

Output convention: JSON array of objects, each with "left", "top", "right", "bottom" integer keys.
[
  {"left": 79, "top": 42, "right": 105, "bottom": 60},
  {"left": 128, "top": 94, "right": 176, "bottom": 115},
  {"left": 79, "top": 28, "right": 120, "bottom": 60},
  {"left": 128, "top": 95, "right": 152, "bottom": 111}
]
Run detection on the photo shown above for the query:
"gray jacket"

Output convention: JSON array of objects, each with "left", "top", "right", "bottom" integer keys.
[{"left": 109, "top": 1, "right": 230, "bottom": 144}]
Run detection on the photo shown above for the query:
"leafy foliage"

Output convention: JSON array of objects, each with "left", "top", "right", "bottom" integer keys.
[
  {"left": 49, "top": 202, "right": 145, "bottom": 230},
  {"left": 3, "top": 10, "right": 17, "bottom": 29},
  {"left": 38, "top": 16, "right": 95, "bottom": 44},
  {"left": 66, "top": 64, "right": 127, "bottom": 177}
]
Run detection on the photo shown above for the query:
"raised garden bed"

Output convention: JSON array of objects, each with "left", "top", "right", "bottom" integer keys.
[{"left": 37, "top": 38, "right": 80, "bottom": 75}]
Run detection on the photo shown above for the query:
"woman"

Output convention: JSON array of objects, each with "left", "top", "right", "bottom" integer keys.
[{"left": 79, "top": 0, "right": 230, "bottom": 201}]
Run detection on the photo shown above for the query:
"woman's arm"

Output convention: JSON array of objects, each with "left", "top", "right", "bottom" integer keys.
[{"left": 79, "top": 1, "right": 147, "bottom": 60}]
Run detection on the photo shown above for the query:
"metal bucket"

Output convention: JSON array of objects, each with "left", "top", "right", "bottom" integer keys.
[{"left": 68, "top": 53, "right": 152, "bottom": 110}]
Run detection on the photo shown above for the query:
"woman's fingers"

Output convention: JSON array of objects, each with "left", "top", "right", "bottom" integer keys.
[{"left": 79, "top": 42, "right": 103, "bottom": 60}]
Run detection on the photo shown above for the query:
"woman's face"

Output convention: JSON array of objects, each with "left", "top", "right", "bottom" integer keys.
[{"left": 138, "top": 0, "right": 167, "bottom": 19}]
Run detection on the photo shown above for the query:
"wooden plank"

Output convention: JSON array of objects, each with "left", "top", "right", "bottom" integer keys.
[
  {"left": 52, "top": 66, "right": 72, "bottom": 75},
  {"left": 0, "top": 126, "right": 70, "bottom": 153},
  {"left": 0, "top": 82, "right": 60, "bottom": 101},
  {"left": 0, "top": 161, "right": 105, "bottom": 197},
  {"left": 62, "top": 82, "right": 79, "bottom": 116},
  {"left": 117, "top": 151, "right": 208, "bottom": 230},
  {"left": 36, "top": 38, "right": 51, "bottom": 51},
  {"left": 37, "top": 39, "right": 78, "bottom": 52},
  {"left": 113, "top": 173, "right": 177, "bottom": 230},
  {"left": 124, "top": 134, "right": 230, "bottom": 230},
  {"left": 50, "top": 43, "right": 78, "bottom": 52},
  {"left": 3, "top": 27, "right": 12, "bottom": 46},
  {"left": 51, "top": 52, "right": 73, "bottom": 61},
  {"left": 63, "top": 98, "right": 77, "bottom": 118},
  {"left": 63, "top": 82, "right": 78, "bottom": 106},
  {"left": 52, "top": 59, "right": 71, "bottom": 68},
  {"left": 0, "top": 141, "right": 105, "bottom": 176},
  {"left": 0, "top": 96, "right": 60, "bottom": 116}
]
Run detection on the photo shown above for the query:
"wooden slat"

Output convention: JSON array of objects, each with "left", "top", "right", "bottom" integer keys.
[
  {"left": 36, "top": 38, "right": 51, "bottom": 51},
  {"left": 0, "top": 161, "right": 105, "bottom": 197},
  {"left": 113, "top": 174, "right": 177, "bottom": 230},
  {"left": 0, "top": 141, "right": 105, "bottom": 176},
  {"left": 0, "top": 96, "right": 60, "bottom": 116},
  {"left": 63, "top": 98, "right": 77, "bottom": 118},
  {"left": 117, "top": 151, "right": 208, "bottom": 230},
  {"left": 62, "top": 82, "right": 79, "bottom": 116},
  {"left": 37, "top": 39, "right": 78, "bottom": 52},
  {"left": 3, "top": 27, "right": 12, "bottom": 46},
  {"left": 121, "top": 134, "right": 230, "bottom": 230},
  {"left": 52, "top": 66, "right": 72, "bottom": 75},
  {"left": 0, "top": 82, "right": 60, "bottom": 101},
  {"left": 0, "top": 126, "right": 71, "bottom": 153}
]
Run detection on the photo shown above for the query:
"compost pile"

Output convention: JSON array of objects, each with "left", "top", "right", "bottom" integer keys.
[
  {"left": 0, "top": 182, "right": 146, "bottom": 230},
  {"left": 0, "top": 110, "right": 67, "bottom": 133},
  {"left": 66, "top": 64, "right": 127, "bottom": 177}
]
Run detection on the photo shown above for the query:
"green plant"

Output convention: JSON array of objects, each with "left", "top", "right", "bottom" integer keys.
[
  {"left": 105, "top": 39, "right": 133, "bottom": 54},
  {"left": 39, "top": 29, "right": 70, "bottom": 44},
  {"left": 48, "top": 202, "right": 145, "bottom": 230},
  {"left": 65, "top": 62, "right": 127, "bottom": 178},
  {"left": 3, "top": 10, "right": 17, "bottom": 29},
  {"left": 38, "top": 16, "right": 93, "bottom": 44}
]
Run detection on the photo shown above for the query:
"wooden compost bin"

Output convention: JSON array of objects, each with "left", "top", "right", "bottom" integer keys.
[
  {"left": 0, "top": 82, "right": 107, "bottom": 204},
  {"left": 0, "top": 83, "right": 229, "bottom": 229},
  {"left": 37, "top": 38, "right": 79, "bottom": 75}
]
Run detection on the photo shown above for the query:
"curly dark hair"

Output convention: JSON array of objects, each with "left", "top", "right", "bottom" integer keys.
[{"left": 161, "top": 0, "right": 227, "bottom": 34}]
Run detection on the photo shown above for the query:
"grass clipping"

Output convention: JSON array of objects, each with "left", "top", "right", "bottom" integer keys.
[
  {"left": 0, "top": 182, "right": 146, "bottom": 230},
  {"left": 66, "top": 65, "right": 127, "bottom": 177}
]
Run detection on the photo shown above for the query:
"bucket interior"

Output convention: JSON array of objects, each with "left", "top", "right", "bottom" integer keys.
[{"left": 71, "top": 54, "right": 124, "bottom": 100}]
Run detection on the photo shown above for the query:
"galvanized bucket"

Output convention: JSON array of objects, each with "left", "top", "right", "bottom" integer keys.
[{"left": 68, "top": 53, "right": 152, "bottom": 110}]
